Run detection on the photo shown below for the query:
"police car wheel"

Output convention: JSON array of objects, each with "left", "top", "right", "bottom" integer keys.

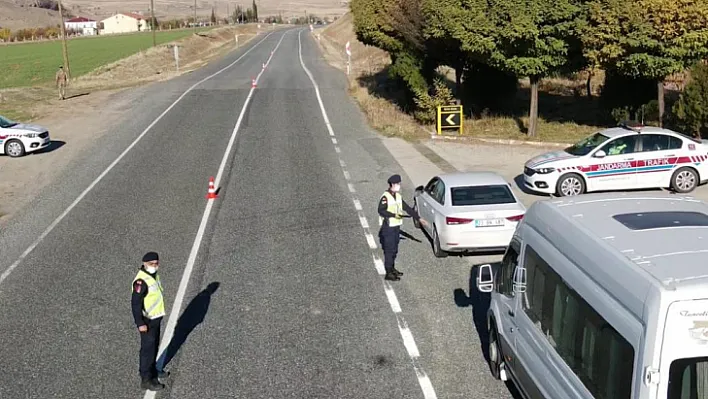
[
  {"left": 671, "top": 167, "right": 698, "bottom": 193},
  {"left": 555, "top": 173, "right": 585, "bottom": 197},
  {"left": 5, "top": 139, "right": 25, "bottom": 158}
]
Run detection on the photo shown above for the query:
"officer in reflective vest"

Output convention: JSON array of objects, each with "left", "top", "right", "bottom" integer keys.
[
  {"left": 378, "top": 174, "right": 428, "bottom": 281},
  {"left": 131, "top": 251, "right": 169, "bottom": 391}
]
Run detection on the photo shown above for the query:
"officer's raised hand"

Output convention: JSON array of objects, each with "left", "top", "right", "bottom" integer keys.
[{"left": 138, "top": 325, "right": 148, "bottom": 333}]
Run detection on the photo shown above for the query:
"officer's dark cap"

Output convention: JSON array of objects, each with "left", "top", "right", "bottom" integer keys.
[
  {"left": 142, "top": 251, "right": 159, "bottom": 262},
  {"left": 387, "top": 174, "right": 402, "bottom": 185}
]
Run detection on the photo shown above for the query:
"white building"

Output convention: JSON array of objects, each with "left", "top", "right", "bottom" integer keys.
[
  {"left": 65, "top": 17, "right": 97, "bottom": 36},
  {"left": 99, "top": 12, "right": 150, "bottom": 35}
]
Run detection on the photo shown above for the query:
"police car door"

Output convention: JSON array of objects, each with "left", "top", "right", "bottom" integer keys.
[
  {"left": 635, "top": 133, "right": 683, "bottom": 188},
  {"left": 588, "top": 135, "right": 640, "bottom": 191}
]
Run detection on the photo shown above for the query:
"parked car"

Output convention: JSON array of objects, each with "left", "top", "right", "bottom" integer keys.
[
  {"left": 0, "top": 115, "right": 51, "bottom": 157},
  {"left": 522, "top": 122, "right": 708, "bottom": 197},
  {"left": 413, "top": 171, "right": 526, "bottom": 257}
]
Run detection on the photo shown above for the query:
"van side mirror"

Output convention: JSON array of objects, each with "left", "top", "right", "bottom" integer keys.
[
  {"left": 513, "top": 266, "right": 527, "bottom": 293},
  {"left": 594, "top": 150, "right": 606, "bottom": 158},
  {"left": 415, "top": 185, "right": 424, "bottom": 193},
  {"left": 476, "top": 264, "right": 494, "bottom": 293}
]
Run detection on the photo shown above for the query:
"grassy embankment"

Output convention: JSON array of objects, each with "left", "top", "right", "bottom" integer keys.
[
  {"left": 0, "top": 25, "right": 263, "bottom": 121},
  {"left": 315, "top": 13, "right": 616, "bottom": 144}
]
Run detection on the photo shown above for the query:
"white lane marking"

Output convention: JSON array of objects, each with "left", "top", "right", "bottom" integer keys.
[
  {"left": 343, "top": 170, "right": 350, "bottom": 180},
  {"left": 353, "top": 199, "right": 362, "bottom": 211},
  {"left": 0, "top": 31, "right": 277, "bottom": 287},
  {"left": 339, "top": 159, "right": 346, "bottom": 167},
  {"left": 142, "top": 31, "right": 289, "bottom": 399},
  {"left": 358, "top": 215, "right": 369, "bottom": 229},
  {"left": 297, "top": 29, "right": 437, "bottom": 399},
  {"left": 397, "top": 316, "right": 420, "bottom": 358},
  {"left": 383, "top": 282, "right": 402, "bottom": 313},
  {"left": 365, "top": 233, "right": 377, "bottom": 249},
  {"left": 372, "top": 255, "right": 385, "bottom": 275},
  {"left": 331, "top": 137, "right": 338, "bottom": 144},
  {"left": 334, "top": 146, "right": 341, "bottom": 153}
]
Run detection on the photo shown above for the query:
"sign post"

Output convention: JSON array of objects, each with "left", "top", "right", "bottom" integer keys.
[
  {"left": 173, "top": 45, "right": 180, "bottom": 71},
  {"left": 345, "top": 41, "right": 351, "bottom": 75},
  {"left": 235, "top": 34, "right": 239, "bottom": 47},
  {"left": 436, "top": 105, "right": 464, "bottom": 135}
]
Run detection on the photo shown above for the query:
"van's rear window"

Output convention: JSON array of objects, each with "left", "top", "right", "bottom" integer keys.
[
  {"left": 613, "top": 211, "right": 708, "bottom": 230},
  {"left": 451, "top": 185, "right": 516, "bottom": 206}
]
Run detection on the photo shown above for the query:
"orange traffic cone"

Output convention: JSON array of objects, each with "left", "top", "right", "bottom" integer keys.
[
  {"left": 206, "top": 176, "right": 218, "bottom": 199},
  {"left": 251, "top": 77, "right": 257, "bottom": 88}
]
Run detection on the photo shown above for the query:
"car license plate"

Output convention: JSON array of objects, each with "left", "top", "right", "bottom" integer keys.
[{"left": 475, "top": 219, "right": 504, "bottom": 227}]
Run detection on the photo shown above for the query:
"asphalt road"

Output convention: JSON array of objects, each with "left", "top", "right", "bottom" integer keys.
[{"left": 0, "top": 27, "right": 517, "bottom": 399}]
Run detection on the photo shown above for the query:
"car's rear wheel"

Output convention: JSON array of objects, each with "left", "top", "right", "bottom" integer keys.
[
  {"left": 671, "top": 167, "right": 698, "bottom": 193},
  {"left": 432, "top": 226, "right": 448, "bottom": 258},
  {"left": 5, "top": 139, "right": 25, "bottom": 158},
  {"left": 556, "top": 173, "right": 585, "bottom": 197},
  {"left": 413, "top": 199, "right": 421, "bottom": 229}
]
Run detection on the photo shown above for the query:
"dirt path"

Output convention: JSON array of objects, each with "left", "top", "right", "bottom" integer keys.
[{"left": 0, "top": 24, "right": 267, "bottom": 226}]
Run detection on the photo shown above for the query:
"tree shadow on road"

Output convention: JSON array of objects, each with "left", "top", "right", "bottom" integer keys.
[
  {"left": 162, "top": 282, "right": 220, "bottom": 368},
  {"left": 454, "top": 263, "right": 523, "bottom": 399}
]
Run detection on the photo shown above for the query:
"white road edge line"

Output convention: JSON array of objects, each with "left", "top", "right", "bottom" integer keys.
[
  {"left": 141, "top": 31, "right": 289, "bottom": 399},
  {"left": 296, "top": 29, "right": 438, "bottom": 399},
  {"left": 0, "top": 31, "right": 277, "bottom": 287}
]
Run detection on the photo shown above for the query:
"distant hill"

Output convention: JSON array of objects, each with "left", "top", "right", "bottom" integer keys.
[{"left": 1, "top": 0, "right": 347, "bottom": 31}]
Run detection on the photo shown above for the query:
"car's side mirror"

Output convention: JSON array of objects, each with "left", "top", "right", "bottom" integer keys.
[
  {"left": 415, "top": 185, "right": 424, "bottom": 193},
  {"left": 594, "top": 150, "right": 606, "bottom": 158},
  {"left": 476, "top": 264, "right": 494, "bottom": 293}
]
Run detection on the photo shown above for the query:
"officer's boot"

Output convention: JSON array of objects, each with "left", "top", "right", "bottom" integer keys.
[
  {"left": 384, "top": 271, "right": 400, "bottom": 281},
  {"left": 392, "top": 268, "right": 404, "bottom": 276},
  {"left": 141, "top": 378, "right": 165, "bottom": 391}
]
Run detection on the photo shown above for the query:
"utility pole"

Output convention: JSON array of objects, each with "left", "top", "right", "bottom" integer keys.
[
  {"left": 194, "top": 0, "right": 197, "bottom": 32},
  {"left": 150, "top": 0, "right": 156, "bottom": 46},
  {"left": 227, "top": 3, "right": 230, "bottom": 24},
  {"left": 57, "top": 0, "right": 71, "bottom": 79}
]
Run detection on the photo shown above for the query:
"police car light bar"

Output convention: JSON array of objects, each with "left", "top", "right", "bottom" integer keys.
[{"left": 618, "top": 120, "right": 644, "bottom": 133}]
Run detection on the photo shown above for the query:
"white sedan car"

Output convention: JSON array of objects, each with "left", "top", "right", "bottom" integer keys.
[
  {"left": 523, "top": 123, "right": 708, "bottom": 197},
  {"left": 413, "top": 171, "right": 526, "bottom": 258},
  {"left": 0, "top": 115, "right": 51, "bottom": 157}
]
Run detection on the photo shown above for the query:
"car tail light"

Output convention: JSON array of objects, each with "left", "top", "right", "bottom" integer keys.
[
  {"left": 446, "top": 217, "right": 473, "bottom": 225},
  {"left": 506, "top": 214, "right": 524, "bottom": 222}
]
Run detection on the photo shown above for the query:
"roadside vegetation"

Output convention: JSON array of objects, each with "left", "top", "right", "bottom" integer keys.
[{"left": 317, "top": 1, "right": 708, "bottom": 143}]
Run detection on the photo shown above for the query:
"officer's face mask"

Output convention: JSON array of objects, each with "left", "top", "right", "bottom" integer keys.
[
  {"left": 145, "top": 266, "right": 158, "bottom": 274},
  {"left": 391, "top": 183, "right": 401, "bottom": 192}
]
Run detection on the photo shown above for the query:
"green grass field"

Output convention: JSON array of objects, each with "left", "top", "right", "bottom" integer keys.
[{"left": 0, "top": 28, "right": 211, "bottom": 89}]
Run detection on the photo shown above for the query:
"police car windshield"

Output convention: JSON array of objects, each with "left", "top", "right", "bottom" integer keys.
[
  {"left": 451, "top": 185, "right": 516, "bottom": 206},
  {"left": 564, "top": 132, "right": 609, "bottom": 156},
  {"left": 0, "top": 116, "right": 17, "bottom": 128}
]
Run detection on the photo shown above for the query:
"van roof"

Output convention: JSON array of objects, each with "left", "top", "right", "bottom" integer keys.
[{"left": 527, "top": 192, "right": 708, "bottom": 319}]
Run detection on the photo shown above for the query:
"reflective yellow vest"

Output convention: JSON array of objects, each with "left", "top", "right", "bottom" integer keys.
[
  {"left": 379, "top": 191, "right": 403, "bottom": 227},
  {"left": 132, "top": 269, "right": 166, "bottom": 319}
]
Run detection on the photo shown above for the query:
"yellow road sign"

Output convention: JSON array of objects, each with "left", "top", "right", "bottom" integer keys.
[{"left": 436, "top": 105, "right": 463, "bottom": 135}]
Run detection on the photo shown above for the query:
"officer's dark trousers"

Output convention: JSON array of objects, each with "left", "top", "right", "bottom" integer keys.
[
  {"left": 379, "top": 225, "right": 401, "bottom": 272},
  {"left": 139, "top": 316, "right": 162, "bottom": 380}
]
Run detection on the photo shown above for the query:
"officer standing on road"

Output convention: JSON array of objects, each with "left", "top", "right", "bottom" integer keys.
[
  {"left": 55, "top": 66, "right": 67, "bottom": 100},
  {"left": 378, "top": 174, "right": 428, "bottom": 281},
  {"left": 131, "top": 251, "right": 169, "bottom": 391}
]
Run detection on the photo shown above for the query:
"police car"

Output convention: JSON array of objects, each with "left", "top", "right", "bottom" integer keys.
[
  {"left": 0, "top": 115, "right": 51, "bottom": 157},
  {"left": 523, "top": 123, "right": 708, "bottom": 197}
]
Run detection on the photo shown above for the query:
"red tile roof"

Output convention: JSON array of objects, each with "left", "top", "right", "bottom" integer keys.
[
  {"left": 119, "top": 12, "right": 145, "bottom": 20},
  {"left": 66, "top": 17, "right": 95, "bottom": 23}
]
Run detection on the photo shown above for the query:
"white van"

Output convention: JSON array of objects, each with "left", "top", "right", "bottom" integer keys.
[{"left": 476, "top": 191, "right": 708, "bottom": 399}]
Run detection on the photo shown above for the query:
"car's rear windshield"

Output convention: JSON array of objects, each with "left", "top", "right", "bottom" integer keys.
[{"left": 451, "top": 185, "right": 516, "bottom": 206}]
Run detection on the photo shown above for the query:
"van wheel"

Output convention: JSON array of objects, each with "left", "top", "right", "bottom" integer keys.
[
  {"left": 432, "top": 226, "right": 448, "bottom": 258},
  {"left": 671, "top": 167, "right": 698, "bottom": 193},
  {"left": 413, "top": 199, "right": 420, "bottom": 229},
  {"left": 556, "top": 173, "right": 585, "bottom": 197},
  {"left": 488, "top": 325, "right": 502, "bottom": 380}
]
